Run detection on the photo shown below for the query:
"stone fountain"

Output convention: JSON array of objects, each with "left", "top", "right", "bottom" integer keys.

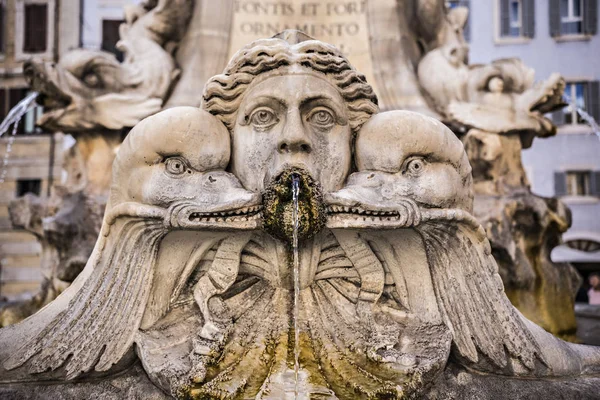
[
  {"left": 3, "top": 0, "right": 581, "bottom": 341},
  {"left": 0, "top": 31, "right": 599, "bottom": 400}
]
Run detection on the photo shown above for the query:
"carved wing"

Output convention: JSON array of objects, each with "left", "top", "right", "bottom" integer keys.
[
  {"left": 418, "top": 221, "right": 545, "bottom": 371},
  {"left": 4, "top": 219, "right": 165, "bottom": 379},
  {"left": 446, "top": 101, "right": 541, "bottom": 133}
]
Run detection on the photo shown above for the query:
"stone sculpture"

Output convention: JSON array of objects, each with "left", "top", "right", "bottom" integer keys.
[
  {"left": 25, "top": 0, "right": 192, "bottom": 133},
  {"left": 10, "top": 0, "right": 577, "bottom": 340},
  {"left": 415, "top": 5, "right": 580, "bottom": 339},
  {"left": 0, "top": 188, "right": 103, "bottom": 327},
  {"left": 1, "top": 32, "right": 600, "bottom": 400},
  {"left": 0, "top": 0, "right": 194, "bottom": 327}
]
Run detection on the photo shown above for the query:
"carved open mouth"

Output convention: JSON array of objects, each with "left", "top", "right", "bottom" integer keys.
[
  {"left": 23, "top": 62, "right": 73, "bottom": 110},
  {"left": 327, "top": 205, "right": 399, "bottom": 217},
  {"left": 36, "top": 93, "right": 71, "bottom": 110},
  {"left": 325, "top": 202, "right": 423, "bottom": 229},
  {"left": 187, "top": 205, "right": 262, "bottom": 223}
]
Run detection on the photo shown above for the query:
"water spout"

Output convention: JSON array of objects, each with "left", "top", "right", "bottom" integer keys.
[
  {"left": 291, "top": 172, "right": 300, "bottom": 400},
  {"left": 0, "top": 92, "right": 39, "bottom": 183}
]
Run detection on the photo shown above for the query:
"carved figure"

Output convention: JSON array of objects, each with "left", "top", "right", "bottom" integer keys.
[
  {"left": 326, "top": 111, "right": 600, "bottom": 379},
  {"left": 24, "top": 0, "right": 192, "bottom": 132},
  {"left": 415, "top": 3, "right": 579, "bottom": 340},
  {"left": 1, "top": 189, "right": 103, "bottom": 327},
  {"left": 416, "top": 7, "right": 564, "bottom": 141},
  {"left": 2, "top": 31, "right": 598, "bottom": 400},
  {"left": 1, "top": 107, "right": 261, "bottom": 383}
]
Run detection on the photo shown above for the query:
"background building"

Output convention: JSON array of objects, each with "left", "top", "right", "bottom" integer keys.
[
  {"left": 81, "top": 0, "right": 140, "bottom": 58},
  {"left": 460, "top": 0, "right": 600, "bottom": 275},
  {"left": 0, "top": 0, "right": 138, "bottom": 299},
  {"left": 0, "top": 0, "right": 81, "bottom": 299}
]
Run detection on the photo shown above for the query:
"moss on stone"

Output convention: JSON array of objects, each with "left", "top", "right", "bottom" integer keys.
[{"left": 262, "top": 167, "right": 326, "bottom": 244}]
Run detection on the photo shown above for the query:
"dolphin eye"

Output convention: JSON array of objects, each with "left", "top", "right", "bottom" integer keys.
[
  {"left": 164, "top": 157, "right": 188, "bottom": 175},
  {"left": 83, "top": 72, "right": 100, "bottom": 87},
  {"left": 249, "top": 107, "right": 279, "bottom": 130},
  {"left": 405, "top": 158, "right": 426, "bottom": 176}
]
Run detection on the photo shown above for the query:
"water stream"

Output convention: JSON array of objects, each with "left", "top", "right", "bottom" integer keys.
[
  {"left": 291, "top": 173, "right": 301, "bottom": 399},
  {"left": 0, "top": 92, "right": 39, "bottom": 183},
  {"left": 563, "top": 94, "right": 600, "bottom": 140}
]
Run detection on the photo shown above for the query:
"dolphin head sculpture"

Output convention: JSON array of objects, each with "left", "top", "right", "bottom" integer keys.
[
  {"left": 326, "top": 110, "right": 548, "bottom": 375},
  {"left": 327, "top": 110, "right": 473, "bottom": 229},
  {"left": 106, "top": 106, "right": 262, "bottom": 230},
  {"left": 2, "top": 107, "right": 261, "bottom": 381}
]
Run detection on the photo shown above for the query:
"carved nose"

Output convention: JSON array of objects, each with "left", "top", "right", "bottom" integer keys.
[
  {"left": 278, "top": 140, "right": 312, "bottom": 154},
  {"left": 277, "top": 110, "right": 312, "bottom": 154}
]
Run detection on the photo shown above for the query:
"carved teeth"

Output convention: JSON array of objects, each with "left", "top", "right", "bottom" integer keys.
[{"left": 187, "top": 205, "right": 262, "bottom": 223}]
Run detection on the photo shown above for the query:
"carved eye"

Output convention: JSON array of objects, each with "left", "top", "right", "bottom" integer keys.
[
  {"left": 83, "top": 73, "right": 100, "bottom": 87},
  {"left": 165, "top": 157, "right": 188, "bottom": 175},
  {"left": 249, "top": 107, "right": 278, "bottom": 130},
  {"left": 308, "top": 108, "right": 335, "bottom": 130},
  {"left": 406, "top": 158, "right": 425, "bottom": 176}
]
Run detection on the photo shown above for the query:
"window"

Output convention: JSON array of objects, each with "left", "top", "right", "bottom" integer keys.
[
  {"left": 509, "top": 0, "right": 522, "bottom": 36},
  {"left": 499, "top": 0, "right": 535, "bottom": 38},
  {"left": 445, "top": 0, "right": 470, "bottom": 41},
  {"left": 561, "top": 0, "right": 584, "bottom": 34},
  {"left": 564, "top": 82, "right": 587, "bottom": 124},
  {"left": 555, "top": 170, "right": 600, "bottom": 196},
  {"left": 566, "top": 239, "right": 600, "bottom": 252},
  {"left": 550, "top": 0, "right": 598, "bottom": 37},
  {"left": 16, "top": 179, "right": 41, "bottom": 196},
  {"left": 23, "top": 4, "right": 47, "bottom": 53},
  {"left": 101, "top": 20, "right": 124, "bottom": 62},
  {"left": 552, "top": 81, "right": 600, "bottom": 126},
  {"left": 567, "top": 171, "right": 591, "bottom": 195}
]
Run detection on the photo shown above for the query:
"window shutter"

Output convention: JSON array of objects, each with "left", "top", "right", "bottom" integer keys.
[
  {"left": 500, "top": 0, "right": 510, "bottom": 36},
  {"left": 549, "top": 0, "right": 562, "bottom": 37},
  {"left": 551, "top": 110, "right": 566, "bottom": 126},
  {"left": 459, "top": 0, "right": 471, "bottom": 41},
  {"left": 0, "top": 89, "right": 5, "bottom": 119},
  {"left": 101, "top": 20, "right": 125, "bottom": 62},
  {"left": 591, "top": 171, "right": 600, "bottom": 196},
  {"left": 583, "top": 0, "right": 598, "bottom": 35},
  {"left": 554, "top": 172, "right": 567, "bottom": 196},
  {"left": 522, "top": 0, "right": 536, "bottom": 37},
  {"left": 0, "top": 4, "right": 4, "bottom": 53},
  {"left": 23, "top": 4, "right": 47, "bottom": 53},
  {"left": 586, "top": 80, "right": 600, "bottom": 122}
]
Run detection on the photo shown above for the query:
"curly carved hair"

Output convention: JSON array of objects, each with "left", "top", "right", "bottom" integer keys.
[{"left": 202, "top": 32, "right": 379, "bottom": 134}]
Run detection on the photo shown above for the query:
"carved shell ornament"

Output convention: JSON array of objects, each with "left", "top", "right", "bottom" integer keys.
[{"left": 2, "top": 31, "right": 600, "bottom": 400}]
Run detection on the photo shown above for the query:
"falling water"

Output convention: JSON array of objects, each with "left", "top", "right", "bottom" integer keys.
[
  {"left": 291, "top": 173, "right": 301, "bottom": 399},
  {"left": 574, "top": 107, "right": 600, "bottom": 139},
  {"left": 563, "top": 94, "right": 600, "bottom": 140},
  {"left": 0, "top": 92, "right": 39, "bottom": 183}
]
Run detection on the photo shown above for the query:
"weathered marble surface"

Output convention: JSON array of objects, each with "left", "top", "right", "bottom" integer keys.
[
  {"left": 1, "top": 32, "right": 600, "bottom": 400},
  {"left": 10, "top": 0, "right": 578, "bottom": 337},
  {"left": 416, "top": 4, "right": 579, "bottom": 339}
]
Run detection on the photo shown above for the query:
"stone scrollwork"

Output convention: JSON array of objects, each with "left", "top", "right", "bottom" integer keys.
[{"left": 1, "top": 31, "right": 600, "bottom": 400}]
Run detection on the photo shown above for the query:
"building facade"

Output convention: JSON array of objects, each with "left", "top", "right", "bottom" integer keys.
[
  {"left": 81, "top": 0, "right": 140, "bottom": 58},
  {"left": 0, "top": 0, "right": 80, "bottom": 298},
  {"left": 465, "top": 0, "right": 600, "bottom": 273}
]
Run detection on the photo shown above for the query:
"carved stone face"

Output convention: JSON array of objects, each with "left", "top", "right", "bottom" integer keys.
[{"left": 230, "top": 73, "right": 352, "bottom": 193}]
